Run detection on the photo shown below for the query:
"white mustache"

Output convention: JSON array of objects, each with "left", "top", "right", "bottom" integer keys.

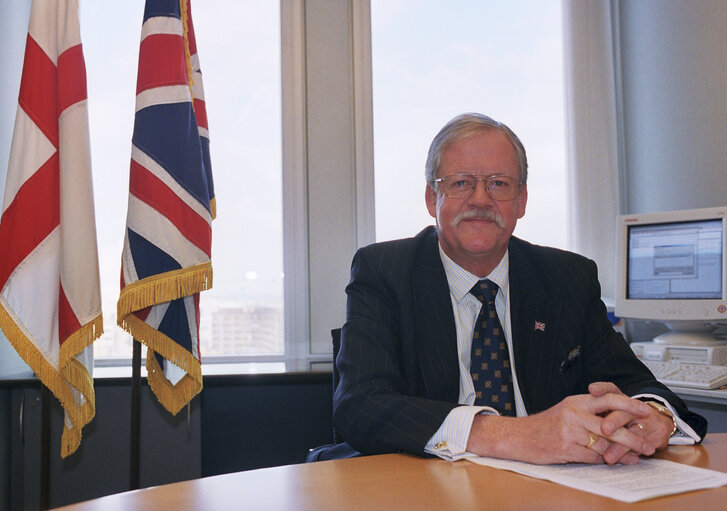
[{"left": 451, "top": 208, "right": 506, "bottom": 229}]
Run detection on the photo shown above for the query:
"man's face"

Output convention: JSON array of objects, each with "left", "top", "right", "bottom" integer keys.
[{"left": 425, "top": 129, "right": 527, "bottom": 276}]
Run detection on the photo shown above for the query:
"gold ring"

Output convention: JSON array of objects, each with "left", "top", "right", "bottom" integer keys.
[
  {"left": 634, "top": 422, "right": 647, "bottom": 438},
  {"left": 586, "top": 431, "right": 599, "bottom": 449}
]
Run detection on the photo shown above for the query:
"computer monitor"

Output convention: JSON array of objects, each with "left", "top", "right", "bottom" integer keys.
[{"left": 615, "top": 206, "right": 727, "bottom": 345}]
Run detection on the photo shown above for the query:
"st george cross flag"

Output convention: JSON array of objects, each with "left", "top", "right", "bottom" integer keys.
[
  {"left": 117, "top": 0, "right": 214, "bottom": 415},
  {"left": 0, "top": 0, "right": 102, "bottom": 458}
]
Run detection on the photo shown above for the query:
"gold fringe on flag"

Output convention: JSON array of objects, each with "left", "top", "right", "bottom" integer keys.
[
  {"left": 0, "top": 302, "right": 102, "bottom": 458},
  {"left": 117, "top": 262, "right": 211, "bottom": 415},
  {"left": 122, "top": 313, "right": 202, "bottom": 415},
  {"left": 180, "top": 0, "right": 195, "bottom": 100},
  {"left": 59, "top": 358, "right": 95, "bottom": 457},
  {"left": 117, "top": 262, "right": 212, "bottom": 321}
]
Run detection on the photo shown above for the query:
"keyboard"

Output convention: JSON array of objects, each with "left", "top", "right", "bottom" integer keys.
[{"left": 642, "top": 360, "right": 727, "bottom": 390}]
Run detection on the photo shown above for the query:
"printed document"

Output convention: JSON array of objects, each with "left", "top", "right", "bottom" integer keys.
[{"left": 467, "top": 456, "right": 727, "bottom": 502}]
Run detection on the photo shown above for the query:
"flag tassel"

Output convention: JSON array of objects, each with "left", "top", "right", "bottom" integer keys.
[
  {"left": 117, "top": 263, "right": 212, "bottom": 320},
  {"left": 117, "top": 264, "right": 210, "bottom": 415},
  {"left": 0, "top": 303, "right": 98, "bottom": 458},
  {"left": 120, "top": 313, "right": 203, "bottom": 415}
]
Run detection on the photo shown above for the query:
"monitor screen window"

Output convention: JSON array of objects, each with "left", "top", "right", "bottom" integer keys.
[{"left": 627, "top": 219, "right": 723, "bottom": 301}]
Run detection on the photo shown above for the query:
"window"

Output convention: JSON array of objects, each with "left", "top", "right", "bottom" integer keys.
[
  {"left": 1, "top": 1, "right": 362, "bottom": 372},
  {"left": 371, "top": 1, "right": 567, "bottom": 249},
  {"left": 78, "top": 1, "right": 283, "bottom": 361}
]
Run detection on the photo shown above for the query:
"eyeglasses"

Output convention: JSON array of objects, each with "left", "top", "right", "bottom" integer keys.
[{"left": 433, "top": 174, "right": 522, "bottom": 201}]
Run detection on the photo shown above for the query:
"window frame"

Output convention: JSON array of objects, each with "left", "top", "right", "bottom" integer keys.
[{"left": 282, "top": 0, "right": 375, "bottom": 367}]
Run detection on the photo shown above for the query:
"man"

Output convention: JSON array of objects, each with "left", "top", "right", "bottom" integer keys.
[{"left": 332, "top": 113, "right": 706, "bottom": 465}]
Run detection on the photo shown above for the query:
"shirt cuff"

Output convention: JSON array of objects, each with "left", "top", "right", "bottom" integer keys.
[
  {"left": 633, "top": 393, "right": 701, "bottom": 444},
  {"left": 424, "top": 405, "right": 498, "bottom": 461}
]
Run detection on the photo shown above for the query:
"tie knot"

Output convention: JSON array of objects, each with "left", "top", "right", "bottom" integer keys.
[{"left": 471, "top": 279, "right": 499, "bottom": 304}]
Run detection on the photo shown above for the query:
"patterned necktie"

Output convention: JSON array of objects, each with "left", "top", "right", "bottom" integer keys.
[{"left": 470, "top": 279, "right": 515, "bottom": 415}]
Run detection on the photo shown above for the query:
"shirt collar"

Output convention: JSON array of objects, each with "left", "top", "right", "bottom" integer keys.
[{"left": 438, "top": 244, "right": 509, "bottom": 304}]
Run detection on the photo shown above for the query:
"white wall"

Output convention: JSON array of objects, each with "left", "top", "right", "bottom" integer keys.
[{"left": 618, "top": 0, "right": 727, "bottom": 214}]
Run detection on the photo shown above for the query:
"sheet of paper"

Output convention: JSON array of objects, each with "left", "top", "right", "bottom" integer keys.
[{"left": 467, "top": 456, "right": 727, "bottom": 502}]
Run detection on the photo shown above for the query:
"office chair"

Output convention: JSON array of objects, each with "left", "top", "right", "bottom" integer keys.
[
  {"left": 305, "top": 328, "right": 361, "bottom": 462},
  {"left": 331, "top": 327, "right": 341, "bottom": 444}
]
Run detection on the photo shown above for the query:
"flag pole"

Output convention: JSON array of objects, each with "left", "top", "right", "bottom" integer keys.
[
  {"left": 39, "top": 385, "right": 50, "bottom": 510},
  {"left": 129, "top": 339, "right": 142, "bottom": 490}
]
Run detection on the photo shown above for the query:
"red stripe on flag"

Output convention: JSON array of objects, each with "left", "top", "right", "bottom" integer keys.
[
  {"left": 193, "top": 98, "right": 208, "bottom": 130},
  {"left": 0, "top": 153, "right": 60, "bottom": 290},
  {"left": 57, "top": 44, "right": 88, "bottom": 114},
  {"left": 136, "top": 34, "right": 188, "bottom": 95},
  {"left": 135, "top": 306, "right": 152, "bottom": 322},
  {"left": 18, "top": 35, "right": 59, "bottom": 148},
  {"left": 58, "top": 285, "right": 81, "bottom": 345},
  {"left": 129, "top": 160, "right": 211, "bottom": 256}
]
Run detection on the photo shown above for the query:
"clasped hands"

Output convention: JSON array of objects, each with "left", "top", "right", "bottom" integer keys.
[
  {"left": 583, "top": 382, "right": 674, "bottom": 465},
  {"left": 467, "top": 382, "right": 676, "bottom": 465}
]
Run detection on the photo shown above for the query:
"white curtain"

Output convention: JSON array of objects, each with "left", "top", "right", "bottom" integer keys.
[{"left": 562, "top": 0, "right": 621, "bottom": 301}]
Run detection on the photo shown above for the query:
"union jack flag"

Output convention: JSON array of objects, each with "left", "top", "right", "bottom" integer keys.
[
  {"left": 117, "top": 0, "right": 214, "bottom": 415},
  {"left": 534, "top": 321, "right": 546, "bottom": 332},
  {"left": 0, "top": 0, "right": 102, "bottom": 457}
]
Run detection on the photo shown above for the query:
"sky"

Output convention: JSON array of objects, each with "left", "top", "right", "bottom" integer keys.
[{"left": 371, "top": 0, "right": 567, "bottom": 246}]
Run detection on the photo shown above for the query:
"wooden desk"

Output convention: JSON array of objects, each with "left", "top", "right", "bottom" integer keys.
[{"left": 53, "top": 433, "right": 727, "bottom": 510}]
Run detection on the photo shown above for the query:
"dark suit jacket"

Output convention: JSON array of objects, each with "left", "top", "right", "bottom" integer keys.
[{"left": 332, "top": 226, "right": 708, "bottom": 456}]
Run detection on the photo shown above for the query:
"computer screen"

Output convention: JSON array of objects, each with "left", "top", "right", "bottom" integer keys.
[{"left": 615, "top": 206, "right": 727, "bottom": 345}]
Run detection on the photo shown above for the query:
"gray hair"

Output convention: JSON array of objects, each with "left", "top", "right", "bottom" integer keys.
[{"left": 425, "top": 113, "right": 528, "bottom": 188}]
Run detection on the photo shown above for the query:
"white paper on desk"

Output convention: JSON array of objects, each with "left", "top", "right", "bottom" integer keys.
[{"left": 467, "top": 456, "right": 727, "bottom": 503}]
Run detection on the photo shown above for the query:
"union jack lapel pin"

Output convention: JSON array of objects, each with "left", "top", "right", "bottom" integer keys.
[{"left": 534, "top": 321, "right": 546, "bottom": 332}]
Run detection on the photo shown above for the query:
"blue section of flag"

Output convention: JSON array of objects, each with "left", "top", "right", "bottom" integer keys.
[
  {"left": 199, "top": 136, "right": 214, "bottom": 204},
  {"left": 144, "top": 0, "right": 180, "bottom": 22},
  {"left": 158, "top": 298, "right": 193, "bottom": 352},
  {"left": 133, "top": 103, "right": 211, "bottom": 214},
  {"left": 128, "top": 228, "right": 181, "bottom": 279}
]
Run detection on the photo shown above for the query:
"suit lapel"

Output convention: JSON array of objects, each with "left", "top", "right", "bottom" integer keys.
[
  {"left": 508, "top": 238, "right": 564, "bottom": 413},
  {"left": 411, "top": 229, "right": 460, "bottom": 402}
]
